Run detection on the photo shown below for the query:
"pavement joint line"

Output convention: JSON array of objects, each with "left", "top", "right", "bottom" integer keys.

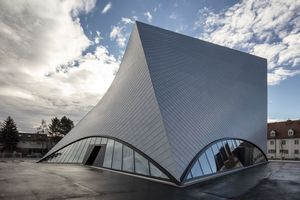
[
  {"left": 73, "top": 182, "right": 99, "bottom": 195},
  {"left": 197, "top": 191, "right": 229, "bottom": 199}
]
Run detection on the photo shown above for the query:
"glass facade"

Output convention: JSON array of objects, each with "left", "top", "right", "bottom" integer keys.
[
  {"left": 42, "top": 137, "right": 169, "bottom": 180},
  {"left": 184, "top": 139, "right": 267, "bottom": 182},
  {"left": 43, "top": 137, "right": 266, "bottom": 184}
]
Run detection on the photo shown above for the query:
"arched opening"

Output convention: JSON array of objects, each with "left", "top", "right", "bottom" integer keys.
[{"left": 182, "top": 138, "right": 267, "bottom": 183}]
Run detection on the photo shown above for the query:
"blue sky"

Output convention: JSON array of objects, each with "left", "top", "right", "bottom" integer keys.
[{"left": 0, "top": 0, "right": 299, "bottom": 131}]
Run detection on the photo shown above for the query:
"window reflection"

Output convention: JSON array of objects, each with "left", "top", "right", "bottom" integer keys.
[
  {"left": 101, "top": 138, "right": 107, "bottom": 144},
  {"left": 43, "top": 136, "right": 169, "bottom": 180},
  {"left": 95, "top": 137, "right": 102, "bottom": 144},
  {"left": 185, "top": 139, "right": 266, "bottom": 182},
  {"left": 199, "top": 153, "right": 212, "bottom": 175},
  {"left": 122, "top": 145, "right": 134, "bottom": 172},
  {"left": 112, "top": 141, "right": 122, "bottom": 170},
  {"left": 134, "top": 152, "right": 150, "bottom": 175},
  {"left": 150, "top": 163, "right": 167, "bottom": 178},
  {"left": 78, "top": 138, "right": 91, "bottom": 163},
  {"left": 72, "top": 140, "right": 84, "bottom": 163},
  {"left": 67, "top": 142, "right": 80, "bottom": 163},
  {"left": 205, "top": 148, "right": 217, "bottom": 173},
  {"left": 186, "top": 173, "right": 192, "bottom": 180},
  {"left": 103, "top": 139, "right": 114, "bottom": 168},
  {"left": 191, "top": 161, "right": 203, "bottom": 178}
]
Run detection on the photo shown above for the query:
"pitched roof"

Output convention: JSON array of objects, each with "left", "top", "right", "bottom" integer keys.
[{"left": 268, "top": 120, "right": 300, "bottom": 139}]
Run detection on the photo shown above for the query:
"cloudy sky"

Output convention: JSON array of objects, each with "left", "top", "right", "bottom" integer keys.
[{"left": 0, "top": 0, "right": 299, "bottom": 132}]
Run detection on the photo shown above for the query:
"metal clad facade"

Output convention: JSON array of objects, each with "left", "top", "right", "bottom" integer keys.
[
  {"left": 42, "top": 22, "right": 267, "bottom": 181},
  {"left": 43, "top": 24, "right": 176, "bottom": 177},
  {"left": 137, "top": 22, "right": 267, "bottom": 177}
]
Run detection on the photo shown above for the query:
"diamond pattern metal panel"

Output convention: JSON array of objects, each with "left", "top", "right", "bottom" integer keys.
[
  {"left": 43, "top": 24, "right": 177, "bottom": 178},
  {"left": 137, "top": 22, "right": 267, "bottom": 177},
  {"left": 42, "top": 22, "right": 267, "bottom": 182}
]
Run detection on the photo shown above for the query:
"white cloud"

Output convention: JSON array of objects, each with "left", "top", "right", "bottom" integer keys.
[
  {"left": 101, "top": 2, "right": 112, "bottom": 14},
  {"left": 121, "top": 17, "right": 134, "bottom": 24},
  {"left": 268, "top": 67, "right": 300, "bottom": 85},
  {"left": 110, "top": 25, "right": 126, "bottom": 48},
  {"left": 132, "top": 16, "right": 138, "bottom": 21},
  {"left": 0, "top": 0, "right": 119, "bottom": 131},
  {"left": 109, "top": 18, "right": 135, "bottom": 48},
  {"left": 268, "top": 118, "right": 286, "bottom": 123},
  {"left": 169, "top": 12, "right": 177, "bottom": 20},
  {"left": 0, "top": 0, "right": 92, "bottom": 75},
  {"left": 195, "top": 0, "right": 300, "bottom": 85},
  {"left": 94, "top": 31, "right": 102, "bottom": 44},
  {"left": 144, "top": 11, "right": 153, "bottom": 23}
]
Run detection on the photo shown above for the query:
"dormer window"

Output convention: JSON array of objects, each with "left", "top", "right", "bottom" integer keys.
[
  {"left": 270, "top": 130, "right": 276, "bottom": 137},
  {"left": 288, "top": 129, "right": 294, "bottom": 136}
]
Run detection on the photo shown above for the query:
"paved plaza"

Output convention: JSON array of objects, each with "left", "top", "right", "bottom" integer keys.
[{"left": 0, "top": 160, "right": 299, "bottom": 199}]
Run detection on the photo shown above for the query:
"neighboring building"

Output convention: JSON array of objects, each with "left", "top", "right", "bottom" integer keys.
[
  {"left": 267, "top": 120, "right": 300, "bottom": 160},
  {"left": 39, "top": 22, "right": 267, "bottom": 186},
  {"left": 17, "top": 133, "right": 53, "bottom": 157},
  {"left": 0, "top": 132, "right": 57, "bottom": 158}
]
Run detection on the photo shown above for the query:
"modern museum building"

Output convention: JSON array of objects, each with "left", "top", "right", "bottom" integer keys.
[{"left": 39, "top": 22, "right": 268, "bottom": 186}]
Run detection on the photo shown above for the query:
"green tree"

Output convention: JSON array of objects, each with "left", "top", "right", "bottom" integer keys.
[
  {"left": 48, "top": 116, "right": 74, "bottom": 143},
  {"left": 49, "top": 117, "right": 61, "bottom": 136},
  {"left": 60, "top": 116, "right": 74, "bottom": 135},
  {"left": 0, "top": 116, "right": 19, "bottom": 152}
]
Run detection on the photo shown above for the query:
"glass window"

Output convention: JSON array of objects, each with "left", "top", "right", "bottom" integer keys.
[
  {"left": 58, "top": 145, "right": 71, "bottom": 163},
  {"left": 199, "top": 153, "right": 212, "bottom": 175},
  {"left": 234, "top": 140, "right": 240, "bottom": 147},
  {"left": 226, "top": 140, "right": 233, "bottom": 151},
  {"left": 91, "top": 137, "right": 97, "bottom": 145},
  {"left": 77, "top": 138, "right": 92, "bottom": 163},
  {"left": 50, "top": 152, "right": 60, "bottom": 163},
  {"left": 47, "top": 154, "right": 55, "bottom": 162},
  {"left": 230, "top": 140, "right": 237, "bottom": 149},
  {"left": 218, "top": 144, "right": 228, "bottom": 162},
  {"left": 222, "top": 141, "right": 230, "bottom": 154},
  {"left": 216, "top": 141, "right": 224, "bottom": 150},
  {"left": 134, "top": 152, "right": 150, "bottom": 175},
  {"left": 205, "top": 147, "right": 217, "bottom": 173},
  {"left": 95, "top": 137, "right": 102, "bottom": 144},
  {"left": 185, "top": 139, "right": 267, "bottom": 182},
  {"left": 112, "top": 141, "right": 122, "bottom": 170},
  {"left": 55, "top": 148, "right": 66, "bottom": 163},
  {"left": 150, "top": 162, "right": 168, "bottom": 178},
  {"left": 191, "top": 161, "right": 203, "bottom": 178},
  {"left": 211, "top": 144, "right": 219, "bottom": 155},
  {"left": 52, "top": 153, "right": 60, "bottom": 162},
  {"left": 186, "top": 173, "right": 192, "bottom": 180},
  {"left": 211, "top": 143, "right": 223, "bottom": 171},
  {"left": 122, "top": 145, "right": 134, "bottom": 172},
  {"left": 53, "top": 150, "right": 62, "bottom": 163},
  {"left": 66, "top": 142, "right": 80, "bottom": 163},
  {"left": 101, "top": 138, "right": 108, "bottom": 144},
  {"left": 103, "top": 139, "right": 114, "bottom": 168},
  {"left": 71, "top": 140, "right": 85, "bottom": 163},
  {"left": 239, "top": 140, "right": 244, "bottom": 145},
  {"left": 62, "top": 144, "right": 75, "bottom": 163}
]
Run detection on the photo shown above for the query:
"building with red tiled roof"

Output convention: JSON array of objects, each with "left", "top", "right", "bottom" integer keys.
[{"left": 267, "top": 120, "right": 300, "bottom": 160}]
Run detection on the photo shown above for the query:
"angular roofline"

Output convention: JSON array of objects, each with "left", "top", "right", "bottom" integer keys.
[{"left": 135, "top": 21, "right": 267, "bottom": 62}]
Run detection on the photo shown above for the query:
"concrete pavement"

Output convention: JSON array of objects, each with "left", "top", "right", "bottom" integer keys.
[{"left": 0, "top": 160, "right": 299, "bottom": 199}]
